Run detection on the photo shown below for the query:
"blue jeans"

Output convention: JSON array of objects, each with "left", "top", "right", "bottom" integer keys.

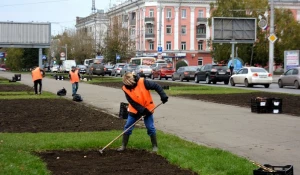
[
  {"left": 72, "top": 82, "right": 79, "bottom": 95},
  {"left": 124, "top": 114, "right": 156, "bottom": 136}
]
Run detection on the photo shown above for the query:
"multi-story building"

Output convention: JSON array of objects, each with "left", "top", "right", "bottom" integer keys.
[
  {"left": 107, "top": 0, "right": 215, "bottom": 66},
  {"left": 75, "top": 10, "right": 109, "bottom": 52},
  {"left": 272, "top": 0, "right": 300, "bottom": 21}
]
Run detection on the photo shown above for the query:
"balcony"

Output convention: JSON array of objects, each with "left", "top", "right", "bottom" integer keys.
[
  {"left": 145, "top": 17, "right": 155, "bottom": 24},
  {"left": 196, "top": 33, "right": 206, "bottom": 39},
  {"left": 197, "top": 17, "right": 208, "bottom": 25},
  {"left": 130, "top": 20, "right": 136, "bottom": 26},
  {"left": 145, "top": 33, "right": 155, "bottom": 41}
]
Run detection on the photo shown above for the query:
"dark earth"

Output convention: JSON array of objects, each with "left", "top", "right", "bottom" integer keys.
[
  {"left": 37, "top": 150, "right": 197, "bottom": 175},
  {"left": 93, "top": 81, "right": 300, "bottom": 117},
  {"left": 0, "top": 82, "right": 198, "bottom": 175}
]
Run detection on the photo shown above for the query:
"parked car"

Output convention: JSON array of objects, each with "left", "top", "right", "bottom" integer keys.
[
  {"left": 151, "top": 65, "right": 175, "bottom": 80},
  {"left": 50, "top": 65, "right": 60, "bottom": 73},
  {"left": 132, "top": 65, "right": 152, "bottom": 78},
  {"left": 172, "top": 66, "right": 198, "bottom": 82},
  {"left": 0, "top": 64, "right": 9, "bottom": 71},
  {"left": 120, "top": 64, "right": 137, "bottom": 77},
  {"left": 278, "top": 67, "right": 300, "bottom": 89},
  {"left": 104, "top": 65, "right": 114, "bottom": 76},
  {"left": 195, "top": 64, "right": 231, "bottom": 84},
  {"left": 76, "top": 65, "right": 87, "bottom": 74},
  {"left": 229, "top": 67, "right": 272, "bottom": 88},
  {"left": 87, "top": 62, "right": 105, "bottom": 76},
  {"left": 150, "top": 63, "right": 168, "bottom": 70},
  {"left": 111, "top": 63, "right": 126, "bottom": 77}
]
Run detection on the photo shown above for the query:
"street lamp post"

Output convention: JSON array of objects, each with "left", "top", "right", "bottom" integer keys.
[{"left": 269, "top": 0, "right": 275, "bottom": 74}]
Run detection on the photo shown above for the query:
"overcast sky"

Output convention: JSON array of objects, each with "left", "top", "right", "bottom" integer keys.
[{"left": 0, "top": 0, "right": 121, "bottom": 35}]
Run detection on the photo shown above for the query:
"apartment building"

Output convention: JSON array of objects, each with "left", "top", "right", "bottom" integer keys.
[
  {"left": 272, "top": 0, "right": 300, "bottom": 21},
  {"left": 107, "top": 0, "right": 215, "bottom": 66}
]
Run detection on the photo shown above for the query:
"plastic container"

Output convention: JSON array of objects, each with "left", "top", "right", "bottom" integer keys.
[
  {"left": 253, "top": 164, "right": 293, "bottom": 175},
  {"left": 14, "top": 74, "right": 21, "bottom": 81},
  {"left": 251, "top": 97, "right": 270, "bottom": 113}
]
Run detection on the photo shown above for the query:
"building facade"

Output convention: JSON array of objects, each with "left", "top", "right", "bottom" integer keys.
[
  {"left": 107, "top": 0, "right": 215, "bottom": 66},
  {"left": 75, "top": 10, "right": 109, "bottom": 53}
]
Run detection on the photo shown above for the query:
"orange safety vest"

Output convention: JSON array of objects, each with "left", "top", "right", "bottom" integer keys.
[
  {"left": 32, "top": 67, "right": 43, "bottom": 82},
  {"left": 69, "top": 70, "right": 79, "bottom": 83},
  {"left": 122, "top": 78, "right": 155, "bottom": 114}
]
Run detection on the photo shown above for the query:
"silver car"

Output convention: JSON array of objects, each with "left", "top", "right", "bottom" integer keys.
[
  {"left": 133, "top": 65, "right": 152, "bottom": 78},
  {"left": 278, "top": 67, "right": 300, "bottom": 89},
  {"left": 111, "top": 63, "right": 126, "bottom": 77},
  {"left": 120, "top": 64, "right": 138, "bottom": 77}
]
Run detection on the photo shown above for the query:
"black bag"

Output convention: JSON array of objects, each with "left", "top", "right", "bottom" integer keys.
[
  {"left": 73, "top": 94, "right": 83, "bottom": 102},
  {"left": 119, "top": 102, "right": 129, "bottom": 119},
  {"left": 57, "top": 88, "right": 67, "bottom": 96}
]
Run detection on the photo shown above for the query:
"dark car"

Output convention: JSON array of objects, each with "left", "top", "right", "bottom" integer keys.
[
  {"left": 172, "top": 66, "right": 198, "bottom": 82},
  {"left": 194, "top": 64, "right": 230, "bottom": 84},
  {"left": 120, "top": 64, "right": 138, "bottom": 77},
  {"left": 76, "top": 65, "right": 87, "bottom": 74},
  {"left": 87, "top": 62, "right": 106, "bottom": 76},
  {"left": 104, "top": 65, "right": 114, "bottom": 76}
]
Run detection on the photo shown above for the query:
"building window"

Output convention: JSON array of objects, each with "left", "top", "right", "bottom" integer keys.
[
  {"left": 167, "top": 9, "right": 172, "bottom": 18},
  {"left": 149, "top": 9, "right": 154, "bottom": 17},
  {"left": 198, "top": 10, "right": 204, "bottom": 18},
  {"left": 181, "top": 42, "right": 186, "bottom": 50},
  {"left": 132, "top": 12, "right": 136, "bottom": 20},
  {"left": 197, "top": 24, "right": 206, "bottom": 34},
  {"left": 198, "top": 41, "right": 203, "bottom": 50},
  {"left": 181, "top": 25, "right": 186, "bottom": 34},
  {"left": 181, "top": 9, "right": 186, "bottom": 18},
  {"left": 131, "top": 28, "right": 135, "bottom": 35},
  {"left": 198, "top": 57, "right": 203, "bottom": 65},
  {"left": 149, "top": 42, "right": 154, "bottom": 50},
  {"left": 166, "top": 41, "right": 172, "bottom": 50},
  {"left": 166, "top": 25, "right": 172, "bottom": 34}
]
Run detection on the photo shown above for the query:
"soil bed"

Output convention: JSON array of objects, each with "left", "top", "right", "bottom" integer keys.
[
  {"left": 0, "top": 84, "right": 32, "bottom": 92},
  {"left": 176, "top": 92, "right": 300, "bottom": 116},
  {"left": 37, "top": 149, "right": 197, "bottom": 175},
  {"left": 0, "top": 99, "right": 125, "bottom": 133}
]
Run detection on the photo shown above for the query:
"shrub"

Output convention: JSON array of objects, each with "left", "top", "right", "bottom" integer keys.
[{"left": 176, "top": 61, "right": 188, "bottom": 70}]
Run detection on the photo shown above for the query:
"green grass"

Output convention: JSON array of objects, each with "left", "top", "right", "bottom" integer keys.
[
  {"left": 0, "top": 130, "right": 256, "bottom": 175},
  {"left": 86, "top": 77, "right": 123, "bottom": 83},
  {"left": 166, "top": 85, "right": 257, "bottom": 95},
  {"left": 0, "top": 91, "right": 57, "bottom": 99}
]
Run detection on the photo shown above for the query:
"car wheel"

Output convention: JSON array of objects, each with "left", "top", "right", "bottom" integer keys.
[
  {"left": 230, "top": 78, "right": 235, "bottom": 86},
  {"left": 194, "top": 76, "right": 199, "bottom": 83},
  {"left": 172, "top": 76, "right": 175, "bottom": 81},
  {"left": 165, "top": 77, "right": 168, "bottom": 80},
  {"left": 213, "top": 81, "right": 216, "bottom": 84},
  {"left": 278, "top": 80, "right": 283, "bottom": 88},
  {"left": 224, "top": 80, "right": 229, "bottom": 85},
  {"left": 180, "top": 76, "right": 184, "bottom": 82},
  {"left": 187, "top": 79, "right": 189, "bottom": 82},
  {"left": 158, "top": 74, "right": 162, "bottom": 80},
  {"left": 205, "top": 76, "right": 211, "bottom": 84},
  {"left": 294, "top": 81, "right": 300, "bottom": 89},
  {"left": 264, "top": 84, "right": 270, "bottom": 88},
  {"left": 244, "top": 79, "right": 251, "bottom": 87}
]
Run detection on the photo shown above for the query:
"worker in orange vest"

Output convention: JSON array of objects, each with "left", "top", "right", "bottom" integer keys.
[
  {"left": 31, "top": 66, "right": 45, "bottom": 95},
  {"left": 118, "top": 72, "right": 168, "bottom": 152},
  {"left": 69, "top": 66, "right": 81, "bottom": 96}
]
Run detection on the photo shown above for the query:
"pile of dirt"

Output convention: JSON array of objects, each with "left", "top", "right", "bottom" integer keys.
[
  {"left": 0, "top": 99, "right": 125, "bottom": 132},
  {"left": 37, "top": 150, "right": 197, "bottom": 175}
]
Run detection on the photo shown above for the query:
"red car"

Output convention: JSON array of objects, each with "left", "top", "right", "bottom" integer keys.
[
  {"left": 0, "top": 64, "right": 10, "bottom": 71},
  {"left": 151, "top": 66, "right": 175, "bottom": 80}
]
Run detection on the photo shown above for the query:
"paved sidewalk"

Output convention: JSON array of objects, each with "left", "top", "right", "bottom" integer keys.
[{"left": 1, "top": 71, "right": 299, "bottom": 173}]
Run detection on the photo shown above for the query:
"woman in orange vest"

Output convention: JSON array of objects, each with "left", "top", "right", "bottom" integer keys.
[
  {"left": 31, "top": 66, "right": 45, "bottom": 95},
  {"left": 69, "top": 66, "right": 81, "bottom": 96},
  {"left": 118, "top": 72, "right": 168, "bottom": 152}
]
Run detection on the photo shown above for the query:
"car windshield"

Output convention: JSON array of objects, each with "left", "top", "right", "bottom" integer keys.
[
  {"left": 78, "top": 65, "right": 86, "bottom": 68},
  {"left": 161, "top": 66, "right": 173, "bottom": 70},
  {"left": 185, "top": 67, "right": 198, "bottom": 71},
  {"left": 212, "top": 65, "right": 227, "bottom": 70},
  {"left": 139, "top": 65, "right": 150, "bottom": 68},
  {"left": 105, "top": 65, "right": 114, "bottom": 68},
  {"left": 251, "top": 68, "right": 267, "bottom": 73},
  {"left": 128, "top": 65, "right": 137, "bottom": 68},
  {"left": 118, "top": 65, "right": 125, "bottom": 68}
]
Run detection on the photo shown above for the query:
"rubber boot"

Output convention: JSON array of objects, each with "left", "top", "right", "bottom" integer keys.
[
  {"left": 117, "top": 134, "right": 129, "bottom": 151},
  {"left": 150, "top": 134, "right": 158, "bottom": 152}
]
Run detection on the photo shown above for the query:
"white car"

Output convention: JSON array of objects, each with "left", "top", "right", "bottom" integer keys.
[
  {"left": 51, "top": 65, "right": 60, "bottom": 73},
  {"left": 229, "top": 67, "right": 272, "bottom": 88}
]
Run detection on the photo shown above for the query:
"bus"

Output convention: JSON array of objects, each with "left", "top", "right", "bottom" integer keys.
[{"left": 129, "top": 57, "right": 156, "bottom": 66}]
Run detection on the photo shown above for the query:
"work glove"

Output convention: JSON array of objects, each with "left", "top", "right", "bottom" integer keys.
[
  {"left": 141, "top": 108, "right": 153, "bottom": 118},
  {"left": 161, "top": 96, "right": 169, "bottom": 104}
]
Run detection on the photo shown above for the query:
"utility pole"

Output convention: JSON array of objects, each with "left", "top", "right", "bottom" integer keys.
[
  {"left": 269, "top": 0, "right": 275, "bottom": 74},
  {"left": 158, "top": 0, "right": 162, "bottom": 47},
  {"left": 65, "top": 44, "right": 68, "bottom": 60}
]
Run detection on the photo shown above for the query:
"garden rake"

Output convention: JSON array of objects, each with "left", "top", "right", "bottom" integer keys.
[{"left": 99, "top": 102, "right": 163, "bottom": 154}]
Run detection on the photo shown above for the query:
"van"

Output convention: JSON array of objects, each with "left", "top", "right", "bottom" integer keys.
[
  {"left": 61, "top": 60, "right": 76, "bottom": 73},
  {"left": 84, "top": 59, "right": 93, "bottom": 67}
]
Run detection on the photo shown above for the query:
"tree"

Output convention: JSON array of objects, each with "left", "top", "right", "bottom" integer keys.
[
  {"left": 102, "top": 16, "right": 135, "bottom": 64},
  {"left": 5, "top": 48, "right": 24, "bottom": 70}
]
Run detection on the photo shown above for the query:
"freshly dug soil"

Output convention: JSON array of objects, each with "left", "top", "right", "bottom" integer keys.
[
  {"left": 0, "top": 99, "right": 125, "bottom": 133},
  {"left": 0, "top": 84, "right": 33, "bottom": 92},
  {"left": 37, "top": 149, "right": 197, "bottom": 175}
]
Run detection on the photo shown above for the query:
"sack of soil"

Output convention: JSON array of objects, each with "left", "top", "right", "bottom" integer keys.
[
  {"left": 73, "top": 94, "right": 83, "bottom": 102},
  {"left": 119, "top": 102, "right": 129, "bottom": 119},
  {"left": 57, "top": 88, "right": 67, "bottom": 96}
]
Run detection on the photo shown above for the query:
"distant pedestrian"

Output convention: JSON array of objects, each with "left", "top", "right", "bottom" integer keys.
[
  {"left": 69, "top": 66, "right": 81, "bottom": 96},
  {"left": 31, "top": 66, "right": 45, "bottom": 95}
]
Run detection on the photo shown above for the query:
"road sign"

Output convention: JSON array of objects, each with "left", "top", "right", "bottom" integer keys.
[
  {"left": 42, "top": 55, "right": 47, "bottom": 60},
  {"left": 268, "top": 34, "right": 277, "bottom": 43},
  {"left": 116, "top": 55, "right": 120, "bottom": 60},
  {"left": 60, "top": 52, "right": 65, "bottom": 57},
  {"left": 0, "top": 52, "right": 5, "bottom": 58},
  {"left": 158, "top": 47, "right": 163, "bottom": 53},
  {"left": 157, "top": 54, "right": 162, "bottom": 59}
]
